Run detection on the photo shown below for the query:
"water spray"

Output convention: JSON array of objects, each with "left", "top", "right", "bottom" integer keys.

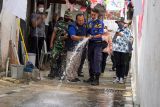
[{"left": 60, "top": 38, "right": 89, "bottom": 81}]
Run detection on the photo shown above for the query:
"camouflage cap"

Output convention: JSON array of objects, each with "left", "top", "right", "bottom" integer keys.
[{"left": 64, "top": 10, "right": 72, "bottom": 18}]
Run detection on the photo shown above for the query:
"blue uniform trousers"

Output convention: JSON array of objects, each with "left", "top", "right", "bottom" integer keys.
[{"left": 88, "top": 42, "right": 102, "bottom": 78}]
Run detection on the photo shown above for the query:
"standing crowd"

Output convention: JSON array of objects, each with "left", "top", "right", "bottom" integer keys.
[{"left": 30, "top": 2, "right": 133, "bottom": 86}]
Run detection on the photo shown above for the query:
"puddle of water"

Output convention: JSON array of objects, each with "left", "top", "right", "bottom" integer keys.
[
  {"left": 5, "top": 91, "right": 16, "bottom": 95},
  {"left": 16, "top": 87, "right": 132, "bottom": 107},
  {"left": 0, "top": 94, "right": 7, "bottom": 98},
  {"left": 12, "top": 89, "right": 23, "bottom": 92}
]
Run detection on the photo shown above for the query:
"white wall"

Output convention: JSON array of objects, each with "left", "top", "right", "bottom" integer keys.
[
  {"left": 0, "top": 7, "right": 18, "bottom": 68},
  {"left": 139, "top": 0, "right": 160, "bottom": 106},
  {"left": 131, "top": 16, "right": 140, "bottom": 106},
  {"left": 61, "top": 4, "right": 68, "bottom": 17},
  {"left": 132, "top": 0, "right": 160, "bottom": 106}
]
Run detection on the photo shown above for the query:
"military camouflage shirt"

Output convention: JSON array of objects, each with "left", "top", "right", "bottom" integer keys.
[{"left": 52, "top": 20, "right": 69, "bottom": 53}]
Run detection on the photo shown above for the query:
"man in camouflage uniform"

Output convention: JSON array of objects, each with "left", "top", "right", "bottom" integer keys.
[{"left": 48, "top": 10, "right": 72, "bottom": 78}]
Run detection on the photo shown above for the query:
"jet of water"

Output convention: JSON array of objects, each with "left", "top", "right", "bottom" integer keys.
[{"left": 61, "top": 38, "right": 89, "bottom": 80}]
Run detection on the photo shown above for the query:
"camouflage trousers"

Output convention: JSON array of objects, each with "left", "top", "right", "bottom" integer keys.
[
  {"left": 50, "top": 49, "right": 66, "bottom": 78},
  {"left": 66, "top": 51, "right": 82, "bottom": 80}
]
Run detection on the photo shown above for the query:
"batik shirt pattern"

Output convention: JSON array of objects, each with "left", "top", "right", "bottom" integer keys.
[{"left": 113, "top": 27, "right": 132, "bottom": 53}]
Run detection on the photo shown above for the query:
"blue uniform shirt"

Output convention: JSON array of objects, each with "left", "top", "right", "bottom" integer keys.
[
  {"left": 66, "top": 22, "right": 87, "bottom": 51},
  {"left": 68, "top": 23, "right": 87, "bottom": 37},
  {"left": 88, "top": 19, "right": 104, "bottom": 41}
]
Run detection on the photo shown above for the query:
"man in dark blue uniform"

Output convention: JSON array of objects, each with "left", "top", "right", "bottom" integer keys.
[
  {"left": 66, "top": 13, "right": 88, "bottom": 82},
  {"left": 85, "top": 8, "right": 104, "bottom": 85}
]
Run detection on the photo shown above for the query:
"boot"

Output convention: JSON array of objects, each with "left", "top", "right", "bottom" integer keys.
[
  {"left": 91, "top": 74, "right": 100, "bottom": 86},
  {"left": 48, "top": 71, "right": 54, "bottom": 78},
  {"left": 48, "top": 67, "right": 56, "bottom": 78},
  {"left": 84, "top": 76, "right": 94, "bottom": 83}
]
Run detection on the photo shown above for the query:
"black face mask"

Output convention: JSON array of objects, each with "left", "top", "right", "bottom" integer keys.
[{"left": 118, "top": 23, "right": 124, "bottom": 29}]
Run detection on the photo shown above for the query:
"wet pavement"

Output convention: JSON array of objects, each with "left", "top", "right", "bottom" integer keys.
[{"left": 0, "top": 59, "right": 133, "bottom": 107}]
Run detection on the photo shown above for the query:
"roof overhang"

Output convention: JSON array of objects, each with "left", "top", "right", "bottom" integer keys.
[
  {"left": 47, "top": 0, "right": 88, "bottom": 6},
  {"left": 47, "top": 0, "right": 66, "bottom": 4}
]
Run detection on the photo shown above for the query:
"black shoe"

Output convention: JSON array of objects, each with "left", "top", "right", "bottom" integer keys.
[
  {"left": 91, "top": 80, "right": 99, "bottom": 86},
  {"left": 91, "top": 75, "right": 100, "bottom": 86},
  {"left": 112, "top": 68, "right": 116, "bottom": 71},
  {"left": 83, "top": 78, "right": 94, "bottom": 83},
  {"left": 75, "top": 78, "right": 81, "bottom": 81},
  {"left": 78, "top": 74, "right": 84, "bottom": 77},
  {"left": 48, "top": 74, "right": 55, "bottom": 78},
  {"left": 70, "top": 78, "right": 79, "bottom": 82}
]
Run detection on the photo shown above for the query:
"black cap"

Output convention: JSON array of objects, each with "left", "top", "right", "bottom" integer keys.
[{"left": 115, "top": 17, "right": 125, "bottom": 23}]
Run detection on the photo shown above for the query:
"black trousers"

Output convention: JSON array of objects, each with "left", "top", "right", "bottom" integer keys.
[
  {"left": 111, "top": 54, "right": 116, "bottom": 70},
  {"left": 101, "top": 52, "right": 108, "bottom": 73},
  {"left": 30, "top": 36, "right": 44, "bottom": 68},
  {"left": 114, "top": 51, "right": 127, "bottom": 79},
  {"left": 101, "top": 42, "right": 108, "bottom": 73},
  {"left": 124, "top": 53, "right": 132, "bottom": 77}
]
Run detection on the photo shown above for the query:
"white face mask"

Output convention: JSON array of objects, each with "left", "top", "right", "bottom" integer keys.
[
  {"left": 38, "top": 8, "right": 44, "bottom": 13},
  {"left": 104, "top": 29, "right": 108, "bottom": 32},
  {"left": 92, "top": 18, "right": 97, "bottom": 21}
]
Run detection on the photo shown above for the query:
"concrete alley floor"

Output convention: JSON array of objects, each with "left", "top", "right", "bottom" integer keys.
[{"left": 0, "top": 60, "right": 133, "bottom": 107}]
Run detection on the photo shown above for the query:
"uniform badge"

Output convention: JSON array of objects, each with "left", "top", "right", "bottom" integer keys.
[
  {"left": 94, "top": 24, "right": 99, "bottom": 28},
  {"left": 98, "top": 24, "right": 102, "bottom": 28}
]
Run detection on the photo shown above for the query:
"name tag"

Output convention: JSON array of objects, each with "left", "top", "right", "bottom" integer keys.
[{"left": 89, "top": 23, "right": 92, "bottom": 28}]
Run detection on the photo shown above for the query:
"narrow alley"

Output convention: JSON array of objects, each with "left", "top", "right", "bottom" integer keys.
[{"left": 1, "top": 0, "right": 160, "bottom": 107}]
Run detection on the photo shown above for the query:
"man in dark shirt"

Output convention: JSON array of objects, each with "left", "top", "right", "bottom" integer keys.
[
  {"left": 30, "top": 1, "right": 46, "bottom": 68},
  {"left": 66, "top": 13, "right": 88, "bottom": 82}
]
